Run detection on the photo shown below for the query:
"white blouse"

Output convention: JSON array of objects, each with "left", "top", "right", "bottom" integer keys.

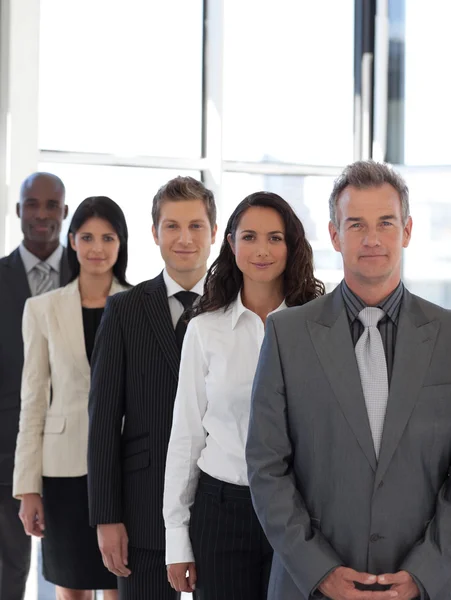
[{"left": 163, "top": 292, "right": 286, "bottom": 564}]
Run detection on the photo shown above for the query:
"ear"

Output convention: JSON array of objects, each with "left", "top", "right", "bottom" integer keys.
[
  {"left": 63, "top": 205, "right": 69, "bottom": 219},
  {"left": 211, "top": 223, "right": 218, "bottom": 244},
  {"left": 152, "top": 224, "right": 159, "bottom": 246},
  {"left": 16, "top": 202, "right": 21, "bottom": 218},
  {"left": 402, "top": 216, "right": 413, "bottom": 249},
  {"left": 329, "top": 221, "right": 341, "bottom": 253},
  {"left": 69, "top": 232, "right": 77, "bottom": 252},
  {"left": 227, "top": 233, "right": 235, "bottom": 255}
]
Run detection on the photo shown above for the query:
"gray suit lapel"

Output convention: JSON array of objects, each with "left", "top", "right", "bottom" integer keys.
[
  {"left": 308, "top": 288, "right": 377, "bottom": 472},
  {"left": 375, "top": 292, "right": 440, "bottom": 488}
]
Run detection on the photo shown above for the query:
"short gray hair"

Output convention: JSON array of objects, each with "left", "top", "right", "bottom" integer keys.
[{"left": 329, "top": 160, "right": 410, "bottom": 227}]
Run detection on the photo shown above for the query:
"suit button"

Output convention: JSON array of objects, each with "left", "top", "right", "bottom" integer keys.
[
  {"left": 370, "top": 534, "right": 381, "bottom": 542},
  {"left": 378, "top": 480, "right": 384, "bottom": 488}
]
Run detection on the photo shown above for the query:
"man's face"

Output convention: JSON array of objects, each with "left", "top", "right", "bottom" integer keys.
[
  {"left": 152, "top": 199, "right": 217, "bottom": 277},
  {"left": 16, "top": 177, "right": 68, "bottom": 244},
  {"left": 329, "top": 183, "right": 412, "bottom": 287}
]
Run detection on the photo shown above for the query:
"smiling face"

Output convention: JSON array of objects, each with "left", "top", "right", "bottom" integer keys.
[
  {"left": 228, "top": 206, "right": 288, "bottom": 287},
  {"left": 329, "top": 183, "right": 412, "bottom": 291},
  {"left": 17, "top": 175, "right": 67, "bottom": 247},
  {"left": 152, "top": 198, "right": 217, "bottom": 281},
  {"left": 69, "top": 216, "right": 120, "bottom": 277}
]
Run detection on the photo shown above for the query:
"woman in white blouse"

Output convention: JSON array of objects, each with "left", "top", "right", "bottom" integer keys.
[
  {"left": 13, "top": 197, "right": 131, "bottom": 600},
  {"left": 163, "top": 191, "right": 325, "bottom": 599}
]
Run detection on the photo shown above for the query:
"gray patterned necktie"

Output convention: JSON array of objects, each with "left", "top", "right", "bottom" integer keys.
[
  {"left": 35, "top": 262, "right": 54, "bottom": 295},
  {"left": 355, "top": 307, "right": 389, "bottom": 458}
]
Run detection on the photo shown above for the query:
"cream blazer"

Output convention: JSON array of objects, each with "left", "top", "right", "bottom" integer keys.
[{"left": 13, "top": 278, "right": 129, "bottom": 497}]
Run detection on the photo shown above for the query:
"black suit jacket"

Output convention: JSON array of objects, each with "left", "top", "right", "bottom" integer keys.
[
  {"left": 88, "top": 272, "right": 182, "bottom": 550},
  {"left": 0, "top": 246, "right": 70, "bottom": 484}
]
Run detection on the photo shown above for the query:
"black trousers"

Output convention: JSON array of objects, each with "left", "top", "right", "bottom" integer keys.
[
  {"left": 118, "top": 546, "right": 179, "bottom": 600},
  {"left": 0, "top": 485, "right": 31, "bottom": 600},
  {"left": 190, "top": 472, "right": 273, "bottom": 600}
]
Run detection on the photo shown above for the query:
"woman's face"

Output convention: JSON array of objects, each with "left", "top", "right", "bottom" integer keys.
[
  {"left": 69, "top": 217, "right": 120, "bottom": 277},
  {"left": 228, "top": 206, "right": 288, "bottom": 287}
]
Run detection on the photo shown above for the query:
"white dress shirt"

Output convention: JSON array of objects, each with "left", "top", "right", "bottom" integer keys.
[
  {"left": 163, "top": 268, "right": 205, "bottom": 328},
  {"left": 163, "top": 292, "right": 287, "bottom": 564},
  {"left": 19, "top": 243, "right": 63, "bottom": 296}
]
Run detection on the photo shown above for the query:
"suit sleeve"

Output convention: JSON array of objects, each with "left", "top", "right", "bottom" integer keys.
[
  {"left": 13, "top": 298, "right": 50, "bottom": 497},
  {"left": 401, "top": 477, "right": 451, "bottom": 599},
  {"left": 88, "top": 295, "right": 125, "bottom": 525},
  {"left": 246, "top": 316, "right": 343, "bottom": 598}
]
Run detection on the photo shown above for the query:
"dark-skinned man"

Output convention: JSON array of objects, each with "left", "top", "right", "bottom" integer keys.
[{"left": 0, "top": 172, "right": 69, "bottom": 600}]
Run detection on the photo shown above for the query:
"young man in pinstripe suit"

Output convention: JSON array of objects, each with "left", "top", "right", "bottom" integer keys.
[{"left": 87, "top": 176, "right": 217, "bottom": 600}]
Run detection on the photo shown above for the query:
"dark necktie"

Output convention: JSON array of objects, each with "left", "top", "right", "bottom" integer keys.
[{"left": 174, "top": 291, "right": 199, "bottom": 349}]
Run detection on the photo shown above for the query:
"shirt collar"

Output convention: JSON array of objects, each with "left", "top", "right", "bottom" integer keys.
[
  {"left": 19, "top": 243, "right": 63, "bottom": 274},
  {"left": 163, "top": 268, "right": 206, "bottom": 297},
  {"left": 341, "top": 279, "right": 404, "bottom": 324},
  {"left": 231, "top": 291, "right": 287, "bottom": 330}
]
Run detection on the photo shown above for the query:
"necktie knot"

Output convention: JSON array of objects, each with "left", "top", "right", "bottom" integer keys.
[
  {"left": 174, "top": 291, "right": 199, "bottom": 311},
  {"left": 358, "top": 307, "right": 385, "bottom": 328},
  {"left": 35, "top": 261, "right": 52, "bottom": 277}
]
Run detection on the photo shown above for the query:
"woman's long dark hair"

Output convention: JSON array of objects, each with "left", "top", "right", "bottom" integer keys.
[
  {"left": 194, "top": 191, "right": 325, "bottom": 315},
  {"left": 67, "top": 196, "right": 130, "bottom": 286}
]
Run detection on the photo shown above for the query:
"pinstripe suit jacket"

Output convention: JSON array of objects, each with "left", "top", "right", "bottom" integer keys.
[{"left": 88, "top": 272, "right": 181, "bottom": 550}]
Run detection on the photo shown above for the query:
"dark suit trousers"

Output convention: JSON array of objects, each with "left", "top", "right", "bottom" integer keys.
[
  {"left": 190, "top": 472, "right": 273, "bottom": 600},
  {"left": 0, "top": 485, "right": 31, "bottom": 600},
  {"left": 117, "top": 547, "right": 179, "bottom": 600}
]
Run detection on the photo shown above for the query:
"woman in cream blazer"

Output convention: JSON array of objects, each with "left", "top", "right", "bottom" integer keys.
[{"left": 14, "top": 196, "right": 131, "bottom": 600}]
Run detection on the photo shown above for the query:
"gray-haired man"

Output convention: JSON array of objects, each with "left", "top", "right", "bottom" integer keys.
[{"left": 247, "top": 160, "right": 451, "bottom": 600}]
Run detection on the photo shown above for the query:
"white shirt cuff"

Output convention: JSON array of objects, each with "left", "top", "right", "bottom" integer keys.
[{"left": 165, "top": 527, "right": 195, "bottom": 565}]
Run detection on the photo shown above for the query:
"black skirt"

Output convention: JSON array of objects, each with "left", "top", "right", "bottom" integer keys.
[{"left": 41, "top": 475, "right": 117, "bottom": 590}]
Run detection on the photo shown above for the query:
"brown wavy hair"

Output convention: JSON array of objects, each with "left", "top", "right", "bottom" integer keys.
[{"left": 193, "top": 191, "right": 325, "bottom": 315}]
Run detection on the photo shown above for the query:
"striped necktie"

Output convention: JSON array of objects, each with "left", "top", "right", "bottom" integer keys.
[
  {"left": 34, "top": 262, "right": 55, "bottom": 295},
  {"left": 174, "top": 291, "right": 199, "bottom": 349}
]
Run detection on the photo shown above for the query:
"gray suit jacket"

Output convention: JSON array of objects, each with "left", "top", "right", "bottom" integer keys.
[
  {"left": 0, "top": 247, "right": 69, "bottom": 485},
  {"left": 247, "top": 286, "right": 451, "bottom": 600}
]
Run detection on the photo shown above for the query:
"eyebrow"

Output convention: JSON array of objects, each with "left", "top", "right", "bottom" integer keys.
[
  {"left": 344, "top": 215, "right": 398, "bottom": 223},
  {"left": 240, "top": 229, "right": 284, "bottom": 235},
  {"left": 79, "top": 231, "right": 117, "bottom": 235},
  {"left": 24, "top": 197, "right": 60, "bottom": 202},
  {"left": 163, "top": 218, "right": 207, "bottom": 224}
]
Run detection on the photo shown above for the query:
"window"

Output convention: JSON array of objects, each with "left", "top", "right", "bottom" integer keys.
[
  {"left": 223, "top": 0, "right": 355, "bottom": 165},
  {"left": 387, "top": 0, "right": 451, "bottom": 165},
  {"left": 402, "top": 169, "right": 451, "bottom": 307},
  {"left": 39, "top": 0, "right": 204, "bottom": 157}
]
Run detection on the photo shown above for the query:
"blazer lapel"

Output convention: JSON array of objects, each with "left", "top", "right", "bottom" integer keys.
[
  {"left": 141, "top": 273, "right": 180, "bottom": 381},
  {"left": 6, "top": 248, "right": 31, "bottom": 306},
  {"left": 308, "top": 288, "right": 377, "bottom": 472},
  {"left": 375, "top": 291, "right": 440, "bottom": 488},
  {"left": 55, "top": 280, "right": 90, "bottom": 381}
]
